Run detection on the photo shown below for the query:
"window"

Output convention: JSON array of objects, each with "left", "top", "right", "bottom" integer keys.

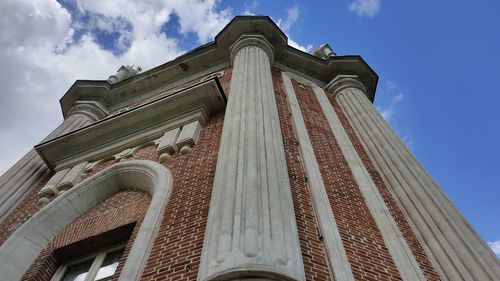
[{"left": 51, "top": 246, "right": 125, "bottom": 281}]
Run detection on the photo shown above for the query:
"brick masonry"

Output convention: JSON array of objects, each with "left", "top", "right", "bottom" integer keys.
[
  {"left": 0, "top": 172, "right": 52, "bottom": 245},
  {"left": 329, "top": 96, "right": 442, "bottom": 281},
  {"left": 138, "top": 67, "right": 231, "bottom": 281},
  {"left": 291, "top": 79, "right": 403, "bottom": 281},
  {"left": 272, "top": 69, "right": 333, "bottom": 280}
]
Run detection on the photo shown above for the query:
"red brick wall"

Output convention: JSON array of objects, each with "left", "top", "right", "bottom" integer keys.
[
  {"left": 0, "top": 172, "right": 52, "bottom": 245},
  {"left": 291, "top": 79, "right": 402, "bottom": 281},
  {"left": 272, "top": 69, "right": 333, "bottom": 280},
  {"left": 330, "top": 97, "right": 442, "bottom": 281},
  {"left": 138, "top": 68, "right": 231, "bottom": 281}
]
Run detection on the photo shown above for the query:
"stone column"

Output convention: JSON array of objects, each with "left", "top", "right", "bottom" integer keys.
[
  {"left": 328, "top": 75, "right": 500, "bottom": 281},
  {"left": 0, "top": 101, "right": 107, "bottom": 222},
  {"left": 198, "top": 35, "right": 305, "bottom": 281}
]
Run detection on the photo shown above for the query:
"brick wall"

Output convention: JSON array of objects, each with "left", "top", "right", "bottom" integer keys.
[
  {"left": 272, "top": 69, "right": 333, "bottom": 280},
  {"left": 138, "top": 68, "right": 231, "bottom": 281},
  {"left": 330, "top": 97, "right": 442, "bottom": 281},
  {"left": 291, "top": 79, "right": 402, "bottom": 281},
  {"left": 0, "top": 172, "right": 52, "bottom": 245}
]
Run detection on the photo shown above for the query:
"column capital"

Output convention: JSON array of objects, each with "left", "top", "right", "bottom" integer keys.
[
  {"left": 325, "top": 74, "right": 368, "bottom": 98},
  {"left": 66, "top": 101, "right": 108, "bottom": 122},
  {"left": 229, "top": 34, "right": 275, "bottom": 66}
]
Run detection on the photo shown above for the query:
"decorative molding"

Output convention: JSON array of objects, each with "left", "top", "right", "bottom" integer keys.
[
  {"left": 156, "top": 128, "right": 181, "bottom": 162},
  {"left": 36, "top": 79, "right": 225, "bottom": 170},
  {"left": 176, "top": 120, "right": 201, "bottom": 155},
  {"left": 281, "top": 71, "right": 355, "bottom": 281},
  {"left": 0, "top": 160, "right": 173, "bottom": 281},
  {"left": 38, "top": 169, "right": 69, "bottom": 198},
  {"left": 57, "top": 162, "right": 87, "bottom": 192},
  {"left": 60, "top": 17, "right": 376, "bottom": 122},
  {"left": 198, "top": 35, "right": 304, "bottom": 281},
  {"left": 200, "top": 70, "right": 225, "bottom": 82}
]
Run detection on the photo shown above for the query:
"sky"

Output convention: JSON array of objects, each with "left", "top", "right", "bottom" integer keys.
[{"left": 0, "top": 0, "right": 499, "bottom": 256}]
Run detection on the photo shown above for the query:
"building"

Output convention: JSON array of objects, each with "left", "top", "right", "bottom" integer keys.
[{"left": 0, "top": 16, "right": 498, "bottom": 281}]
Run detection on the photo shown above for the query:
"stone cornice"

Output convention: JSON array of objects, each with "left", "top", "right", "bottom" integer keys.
[
  {"left": 37, "top": 79, "right": 226, "bottom": 170},
  {"left": 60, "top": 16, "right": 378, "bottom": 119}
]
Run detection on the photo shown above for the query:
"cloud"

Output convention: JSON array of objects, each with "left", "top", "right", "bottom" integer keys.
[
  {"left": 288, "top": 38, "right": 313, "bottom": 53},
  {"left": 243, "top": 0, "right": 258, "bottom": 15},
  {"left": 0, "top": 0, "right": 232, "bottom": 174},
  {"left": 273, "top": 6, "right": 312, "bottom": 53},
  {"left": 377, "top": 81, "right": 405, "bottom": 122},
  {"left": 350, "top": 0, "right": 381, "bottom": 17},
  {"left": 488, "top": 240, "right": 500, "bottom": 257},
  {"left": 376, "top": 81, "right": 414, "bottom": 149},
  {"left": 280, "top": 5, "right": 300, "bottom": 32},
  {"left": 379, "top": 93, "right": 405, "bottom": 122}
]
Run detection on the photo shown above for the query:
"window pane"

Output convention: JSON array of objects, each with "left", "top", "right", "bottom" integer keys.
[
  {"left": 61, "top": 259, "right": 94, "bottom": 281},
  {"left": 94, "top": 248, "right": 124, "bottom": 281}
]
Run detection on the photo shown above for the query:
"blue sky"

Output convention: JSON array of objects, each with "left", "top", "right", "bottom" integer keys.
[{"left": 0, "top": 0, "right": 498, "bottom": 255}]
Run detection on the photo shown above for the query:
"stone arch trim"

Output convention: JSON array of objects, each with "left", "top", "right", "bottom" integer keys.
[{"left": 0, "top": 160, "right": 173, "bottom": 281}]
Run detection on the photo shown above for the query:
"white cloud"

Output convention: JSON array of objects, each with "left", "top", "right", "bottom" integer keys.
[
  {"left": 243, "top": 0, "right": 258, "bottom": 16},
  {"left": 488, "top": 240, "right": 500, "bottom": 257},
  {"left": 273, "top": 6, "right": 312, "bottom": 53},
  {"left": 376, "top": 81, "right": 414, "bottom": 149},
  {"left": 378, "top": 93, "right": 404, "bottom": 121},
  {"left": 288, "top": 38, "right": 313, "bottom": 53},
  {"left": 0, "top": 0, "right": 232, "bottom": 174},
  {"left": 350, "top": 0, "right": 381, "bottom": 17},
  {"left": 280, "top": 5, "right": 299, "bottom": 33},
  {"left": 377, "top": 81, "right": 404, "bottom": 122}
]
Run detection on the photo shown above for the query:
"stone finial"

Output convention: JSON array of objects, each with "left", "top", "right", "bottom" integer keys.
[
  {"left": 107, "top": 65, "right": 141, "bottom": 84},
  {"left": 312, "top": 44, "right": 336, "bottom": 59}
]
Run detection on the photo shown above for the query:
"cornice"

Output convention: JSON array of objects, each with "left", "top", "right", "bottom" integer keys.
[
  {"left": 60, "top": 16, "right": 378, "bottom": 118},
  {"left": 38, "top": 78, "right": 226, "bottom": 170}
]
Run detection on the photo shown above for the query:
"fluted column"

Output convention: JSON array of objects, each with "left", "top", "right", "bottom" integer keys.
[
  {"left": 329, "top": 75, "right": 500, "bottom": 281},
  {"left": 0, "top": 101, "right": 107, "bottom": 222},
  {"left": 198, "top": 35, "right": 305, "bottom": 281}
]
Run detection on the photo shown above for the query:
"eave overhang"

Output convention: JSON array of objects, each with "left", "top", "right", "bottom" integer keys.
[
  {"left": 37, "top": 78, "right": 226, "bottom": 170},
  {"left": 59, "top": 16, "right": 378, "bottom": 118}
]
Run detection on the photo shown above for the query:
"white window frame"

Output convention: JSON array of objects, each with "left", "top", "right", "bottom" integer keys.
[{"left": 51, "top": 244, "right": 125, "bottom": 281}]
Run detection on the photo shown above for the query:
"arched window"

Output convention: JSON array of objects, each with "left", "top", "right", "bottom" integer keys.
[{"left": 0, "top": 160, "right": 173, "bottom": 281}]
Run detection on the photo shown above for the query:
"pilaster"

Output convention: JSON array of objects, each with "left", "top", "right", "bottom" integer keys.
[
  {"left": 328, "top": 75, "right": 500, "bottom": 281},
  {"left": 198, "top": 35, "right": 304, "bottom": 281},
  {"left": 0, "top": 101, "right": 107, "bottom": 222}
]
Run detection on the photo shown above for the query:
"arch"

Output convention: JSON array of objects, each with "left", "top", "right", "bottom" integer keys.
[{"left": 0, "top": 160, "right": 173, "bottom": 281}]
